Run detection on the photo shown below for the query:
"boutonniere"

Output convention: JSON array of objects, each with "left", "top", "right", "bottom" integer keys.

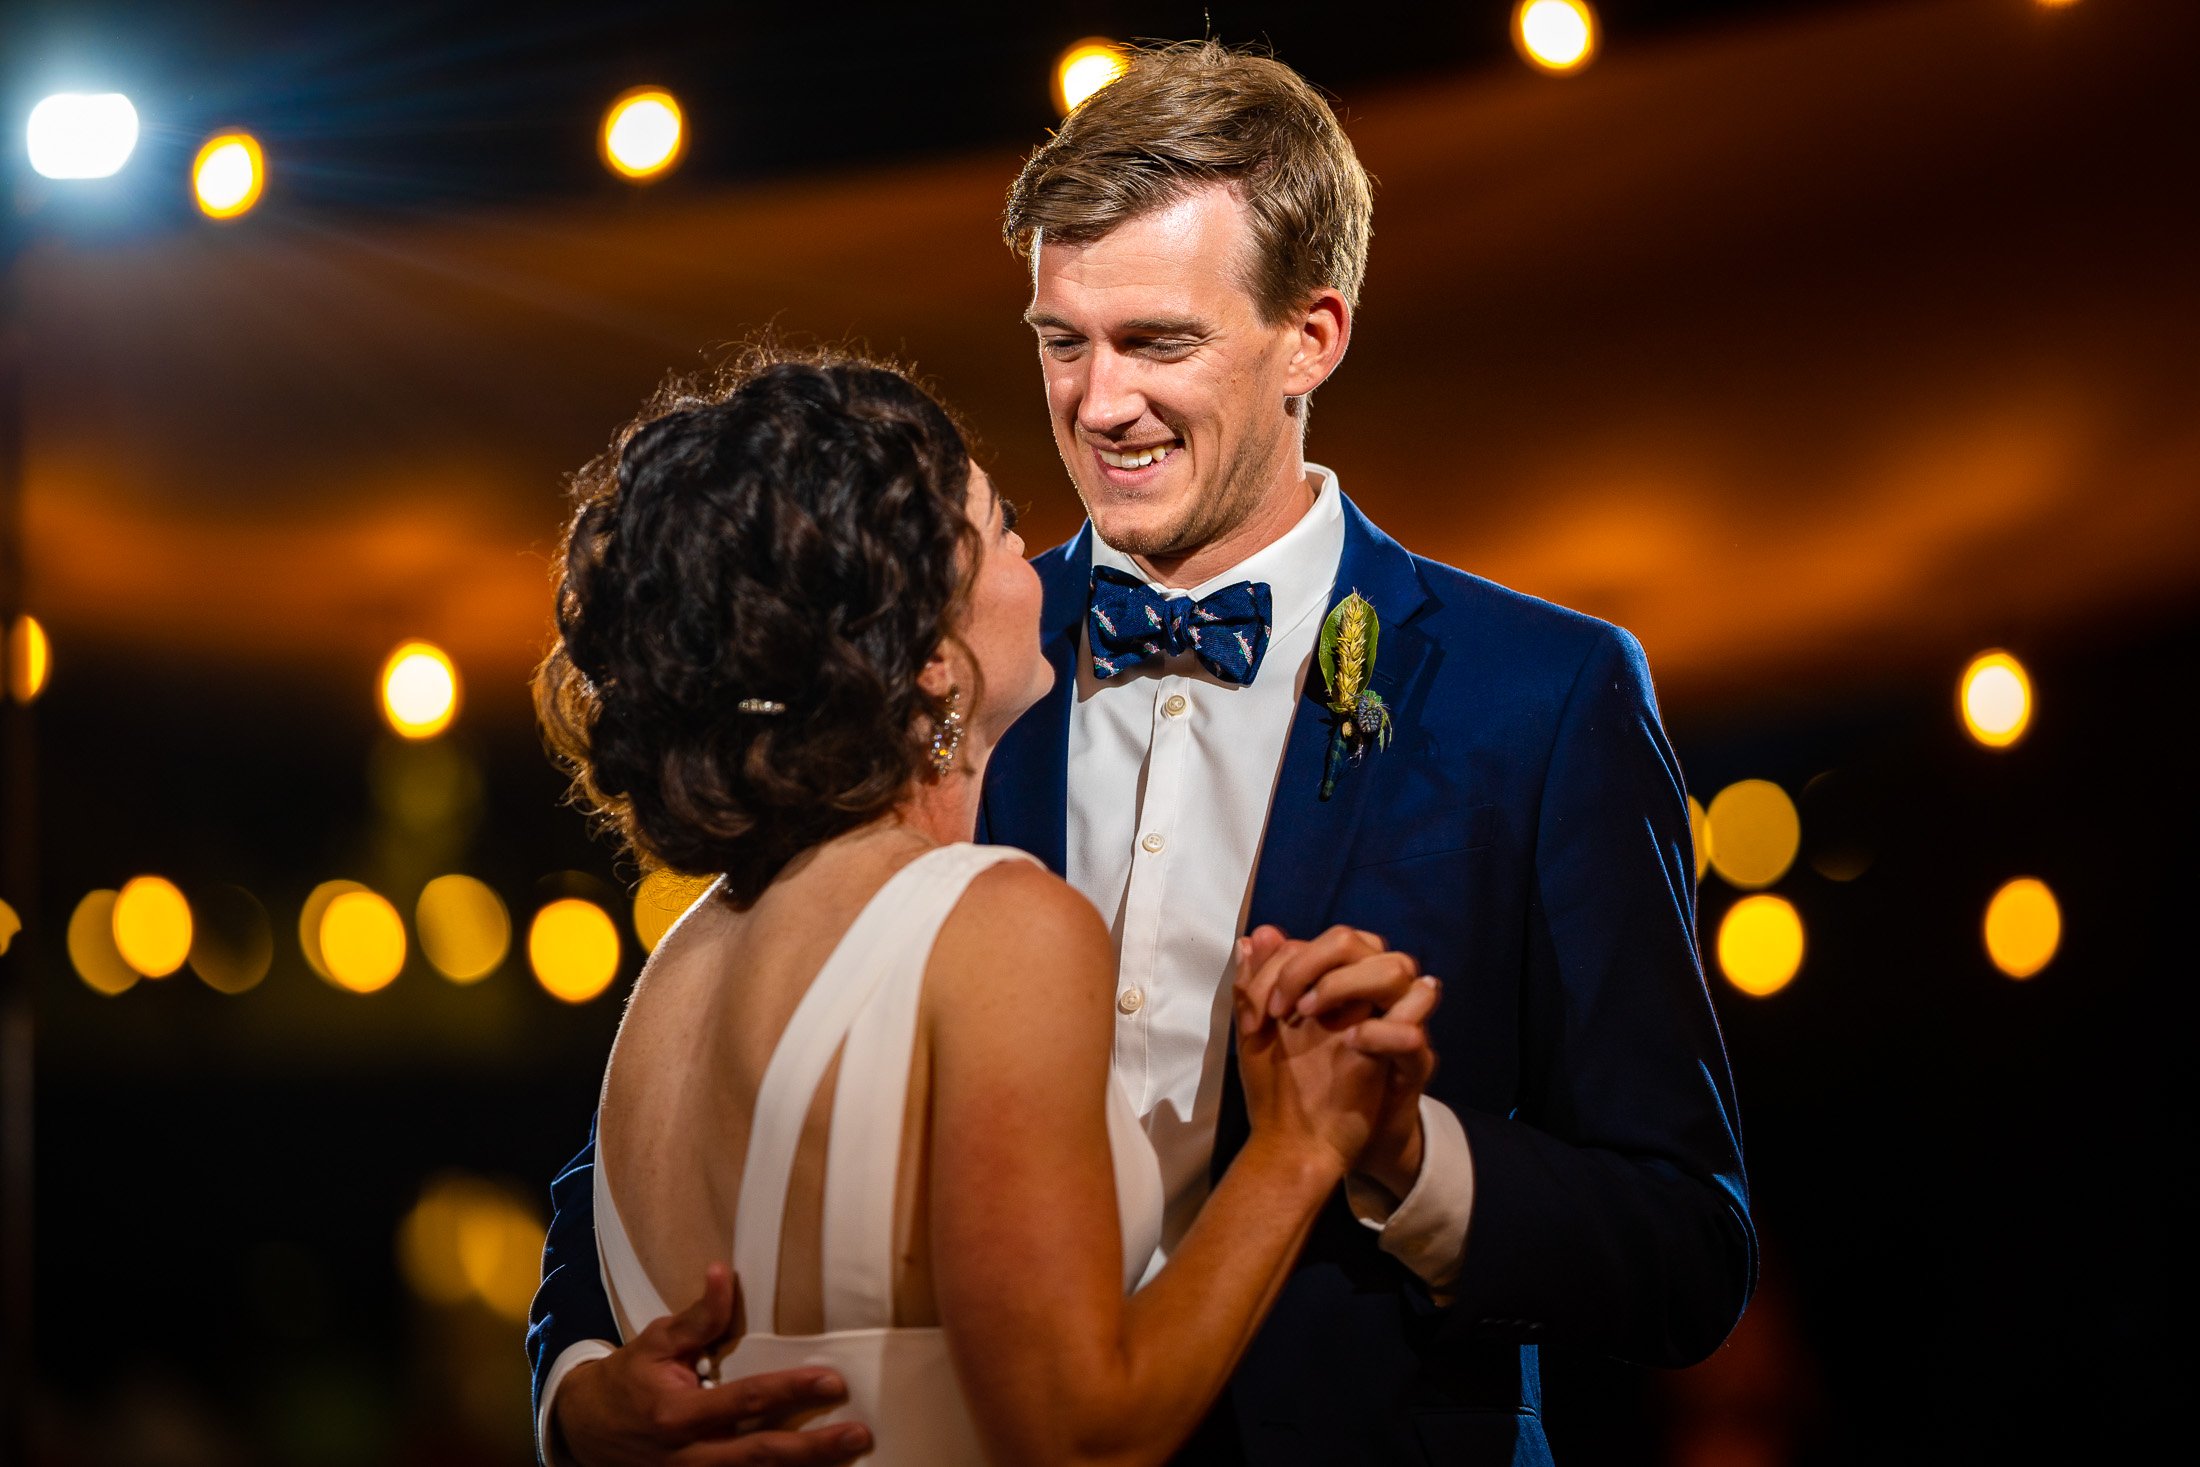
[{"left": 1316, "top": 591, "right": 1392, "bottom": 800}]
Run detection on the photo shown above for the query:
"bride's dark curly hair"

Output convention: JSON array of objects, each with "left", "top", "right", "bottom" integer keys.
[{"left": 535, "top": 348, "right": 981, "bottom": 906}]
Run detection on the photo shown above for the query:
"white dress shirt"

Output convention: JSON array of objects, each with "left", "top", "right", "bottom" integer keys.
[
  {"left": 1065, "top": 464, "right": 1474, "bottom": 1288},
  {"left": 538, "top": 463, "right": 1476, "bottom": 1464}
]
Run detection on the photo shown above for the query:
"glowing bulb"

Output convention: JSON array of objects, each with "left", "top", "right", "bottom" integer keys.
[
  {"left": 381, "top": 640, "right": 459, "bottom": 739},
  {"left": 601, "top": 88, "right": 684, "bottom": 180},
  {"left": 1960, "top": 651, "right": 2031, "bottom": 749},
  {"left": 193, "top": 132, "right": 265, "bottom": 219},
  {"left": 1985, "top": 877, "right": 2060, "bottom": 979},
  {"left": 1717, "top": 894, "right": 1804, "bottom": 997},
  {"left": 68, "top": 891, "right": 138, "bottom": 995},
  {"left": 113, "top": 875, "right": 193, "bottom": 978},
  {"left": 1054, "top": 39, "right": 1128, "bottom": 115},
  {"left": 321, "top": 889, "right": 406, "bottom": 993},
  {"left": 530, "top": 898, "right": 620, "bottom": 1004},
  {"left": 417, "top": 874, "right": 510, "bottom": 984},
  {"left": 633, "top": 869, "right": 717, "bottom": 953},
  {"left": 26, "top": 93, "right": 139, "bottom": 179},
  {"left": 1706, "top": 779, "right": 1801, "bottom": 890},
  {"left": 1514, "top": 1, "right": 1599, "bottom": 75},
  {"left": 5, "top": 615, "right": 49, "bottom": 703}
]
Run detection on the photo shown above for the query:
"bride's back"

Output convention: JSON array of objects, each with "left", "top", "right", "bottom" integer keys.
[{"left": 597, "top": 828, "right": 945, "bottom": 1341}]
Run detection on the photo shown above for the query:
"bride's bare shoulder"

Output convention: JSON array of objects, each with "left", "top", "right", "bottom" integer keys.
[{"left": 929, "top": 856, "right": 1113, "bottom": 1009}]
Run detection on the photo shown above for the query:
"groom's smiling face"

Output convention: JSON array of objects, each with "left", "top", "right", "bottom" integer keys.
[{"left": 1025, "top": 183, "right": 1340, "bottom": 584}]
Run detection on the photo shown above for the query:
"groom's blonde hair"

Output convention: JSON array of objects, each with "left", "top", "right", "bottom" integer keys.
[{"left": 1001, "top": 40, "right": 1374, "bottom": 325}]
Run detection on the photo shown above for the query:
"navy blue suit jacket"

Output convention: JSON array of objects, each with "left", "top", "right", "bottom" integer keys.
[{"left": 529, "top": 495, "right": 1755, "bottom": 1466}]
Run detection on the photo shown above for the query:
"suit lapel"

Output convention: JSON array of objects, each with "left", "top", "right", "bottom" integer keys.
[
  {"left": 1244, "top": 495, "right": 1435, "bottom": 935},
  {"left": 978, "top": 525, "right": 1092, "bottom": 876}
]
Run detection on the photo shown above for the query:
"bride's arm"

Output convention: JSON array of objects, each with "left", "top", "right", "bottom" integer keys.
[{"left": 923, "top": 864, "right": 1366, "bottom": 1467}]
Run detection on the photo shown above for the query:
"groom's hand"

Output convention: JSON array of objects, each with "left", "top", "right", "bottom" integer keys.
[
  {"left": 555, "top": 1263, "right": 871, "bottom": 1467},
  {"left": 1253, "top": 925, "right": 1441, "bottom": 1201}
]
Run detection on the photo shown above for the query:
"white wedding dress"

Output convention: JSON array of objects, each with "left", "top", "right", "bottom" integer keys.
[{"left": 595, "top": 843, "right": 1166, "bottom": 1464}]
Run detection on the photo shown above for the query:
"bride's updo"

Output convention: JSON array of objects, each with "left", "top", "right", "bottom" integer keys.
[{"left": 535, "top": 350, "right": 980, "bottom": 905}]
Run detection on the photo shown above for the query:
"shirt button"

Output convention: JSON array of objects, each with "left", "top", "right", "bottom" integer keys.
[
  {"left": 1118, "top": 987, "right": 1145, "bottom": 1015},
  {"left": 1163, "top": 693, "right": 1189, "bottom": 718},
  {"left": 1141, "top": 832, "right": 1165, "bottom": 854}
]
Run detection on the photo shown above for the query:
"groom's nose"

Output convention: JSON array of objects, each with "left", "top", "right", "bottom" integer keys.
[{"left": 1077, "top": 345, "right": 1150, "bottom": 436}]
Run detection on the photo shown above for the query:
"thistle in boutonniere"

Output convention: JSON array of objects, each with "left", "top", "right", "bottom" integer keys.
[{"left": 1317, "top": 591, "right": 1391, "bottom": 799}]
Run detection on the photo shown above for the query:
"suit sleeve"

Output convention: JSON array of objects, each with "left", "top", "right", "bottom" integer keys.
[
  {"left": 528, "top": 1115, "right": 622, "bottom": 1447},
  {"left": 1445, "top": 625, "right": 1756, "bottom": 1367}
]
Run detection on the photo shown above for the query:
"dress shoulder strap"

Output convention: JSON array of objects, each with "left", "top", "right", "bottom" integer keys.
[{"left": 733, "top": 843, "right": 1040, "bottom": 1333}]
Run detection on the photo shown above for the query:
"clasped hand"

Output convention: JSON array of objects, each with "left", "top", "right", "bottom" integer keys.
[{"left": 1231, "top": 924, "right": 1442, "bottom": 1195}]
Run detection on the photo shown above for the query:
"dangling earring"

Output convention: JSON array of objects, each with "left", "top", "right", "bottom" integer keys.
[{"left": 928, "top": 687, "right": 965, "bottom": 777}]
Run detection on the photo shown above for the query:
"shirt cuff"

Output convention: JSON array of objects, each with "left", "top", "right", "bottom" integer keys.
[
  {"left": 1343, "top": 1095, "right": 1474, "bottom": 1293},
  {"left": 536, "top": 1338, "right": 617, "bottom": 1467}
]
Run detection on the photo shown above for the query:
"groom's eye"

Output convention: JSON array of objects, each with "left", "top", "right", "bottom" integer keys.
[{"left": 1040, "top": 336, "right": 1083, "bottom": 359}]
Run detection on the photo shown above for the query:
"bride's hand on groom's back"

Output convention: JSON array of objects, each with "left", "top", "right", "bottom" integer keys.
[{"left": 1231, "top": 926, "right": 1441, "bottom": 1180}]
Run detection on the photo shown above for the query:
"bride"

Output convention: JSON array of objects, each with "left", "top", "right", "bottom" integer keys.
[{"left": 534, "top": 351, "right": 1435, "bottom": 1465}]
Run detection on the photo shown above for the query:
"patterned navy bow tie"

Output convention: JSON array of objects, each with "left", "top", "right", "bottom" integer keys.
[{"left": 1087, "top": 565, "right": 1273, "bottom": 685}]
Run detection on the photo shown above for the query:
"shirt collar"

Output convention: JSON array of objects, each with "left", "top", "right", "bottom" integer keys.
[{"left": 1089, "top": 463, "right": 1347, "bottom": 639}]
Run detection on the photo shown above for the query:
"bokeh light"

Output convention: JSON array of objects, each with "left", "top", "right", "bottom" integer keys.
[
  {"left": 380, "top": 640, "right": 459, "bottom": 740},
  {"left": 0, "top": 899, "right": 18, "bottom": 956},
  {"left": 1513, "top": 1, "right": 1599, "bottom": 75},
  {"left": 529, "top": 898, "right": 620, "bottom": 1004},
  {"left": 1686, "top": 795, "right": 1713, "bottom": 883},
  {"left": 1706, "top": 779, "right": 1801, "bottom": 889},
  {"left": 417, "top": 875, "right": 510, "bottom": 984},
  {"left": 633, "top": 869, "right": 717, "bottom": 953},
  {"left": 5, "top": 615, "right": 50, "bottom": 703},
  {"left": 26, "top": 93, "right": 139, "bottom": 179},
  {"left": 298, "top": 879, "right": 367, "bottom": 980},
  {"left": 1054, "top": 39, "right": 1128, "bottom": 115},
  {"left": 192, "top": 131, "right": 265, "bottom": 219},
  {"left": 187, "top": 884, "right": 274, "bottom": 994},
  {"left": 113, "top": 875, "right": 193, "bottom": 978},
  {"left": 1985, "top": 877, "right": 2061, "bottom": 979},
  {"left": 1717, "top": 894, "right": 1804, "bottom": 997},
  {"left": 600, "top": 87, "right": 684, "bottom": 180},
  {"left": 67, "top": 891, "right": 137, "bottom": 996},
  {"left": 1960, "top": 650, "right": 2032, "bottom": 749},
  {"left": 321, "top": 889, "right": 406, "bottom": 994},
  {"left": 397, "top": 1173, "right": 545, "bottom": 1324}
]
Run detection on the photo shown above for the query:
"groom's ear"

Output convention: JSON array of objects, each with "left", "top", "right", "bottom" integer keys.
[{"left": 1282, "top": 287, "right": 1352, "bottom": 401}]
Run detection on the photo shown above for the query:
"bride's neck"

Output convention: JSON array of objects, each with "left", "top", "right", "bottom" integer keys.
[{"left": 890, "top": 738, "right": 991, "bottom": 848}]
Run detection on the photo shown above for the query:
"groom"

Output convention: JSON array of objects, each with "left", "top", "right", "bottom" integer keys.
[{"left": 530, "top": 40, "right": 1753, "bottom": 1467}]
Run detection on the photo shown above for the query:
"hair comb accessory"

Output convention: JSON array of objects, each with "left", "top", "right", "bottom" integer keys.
[{"left": 736, "top": 698, "right": 787, "bottom": 715}]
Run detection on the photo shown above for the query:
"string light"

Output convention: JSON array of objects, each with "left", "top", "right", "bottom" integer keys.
[
  {"left": 321, "top": 888, "right": 406, "bottom": 993},
  {"left": 1514, "top": 1, "right": 1599, "bottom": 75},
  {"left": 26, "top": 93, "right": 138, "bottom": 179},
  {"left": 1706, "top": 780, "right": 1801, "bottom": 890},
  {"left": 633, "top": 869, "right": 716, "bottom": 953},
  {"left": 529, "top": 898, "right": 620, "bottom": 1003},
  {"left": 1960, "top": 650, "right": 2032, "bottom": 749},
  {"left": 1054, "top": 39, "right": 1128, "bottom": 115},
  {"left": 601, "top": 87, "right": 684, "bottom": 180},
  {"left": 1717, "top": 894, "right": 1804, "bottom": 997},
  {"left": 113, "top": 875, "right": 193, "bottom": 978},
  {"left": 418, "top": 875, "right": 509, "bottom": 984},
  {"left": 68, "top": 891, "right": 138, "bottom": 995},
  {"left": 193, "top": 131, "right": 266, "bottom": 219},
  {"left": 1985, "top": 877, "right": 2061, "bottom": 979},
  {"left": 381, "top": 640, "right": 459, "bottom": 740}
]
